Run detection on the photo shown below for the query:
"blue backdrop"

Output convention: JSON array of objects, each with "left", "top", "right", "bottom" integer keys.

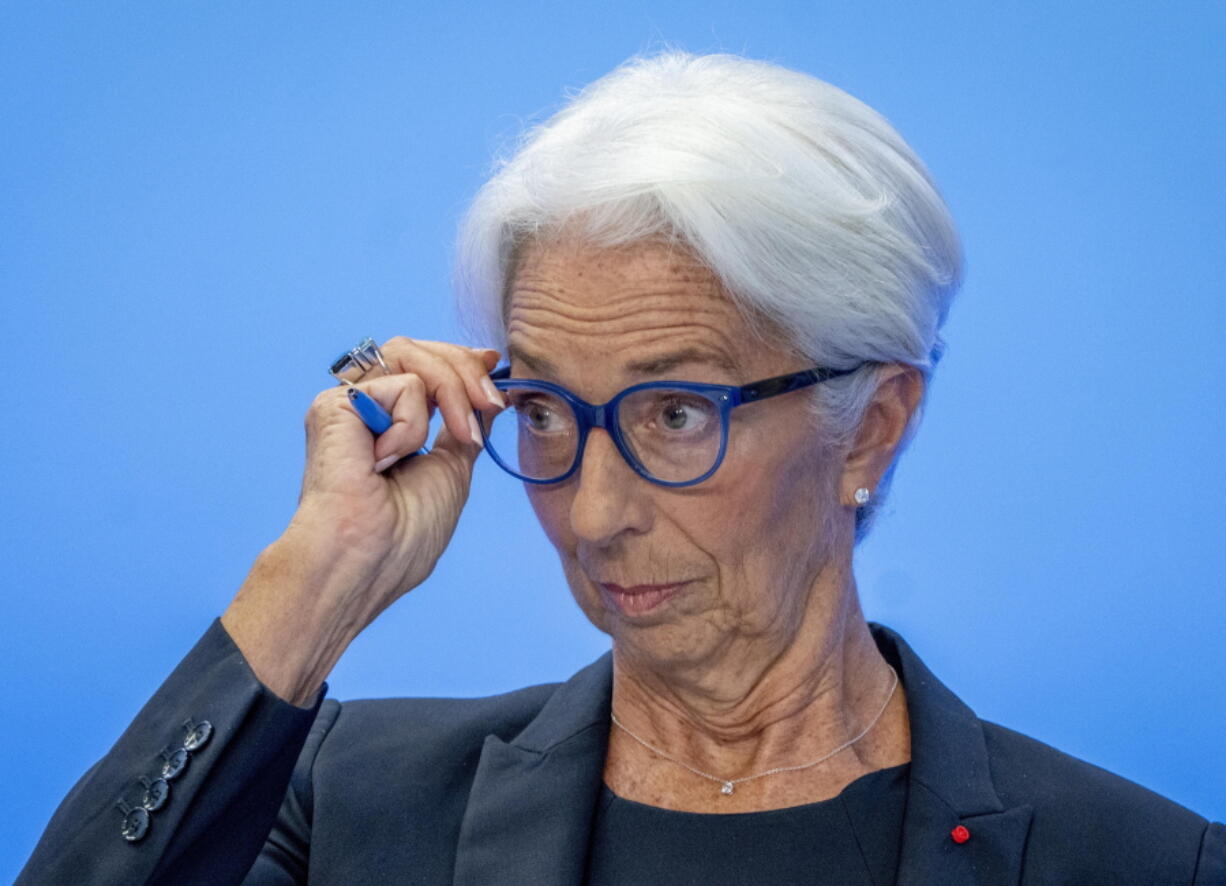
[{"left": 2, "top": 2, "right": 1223, "bottom": 877}]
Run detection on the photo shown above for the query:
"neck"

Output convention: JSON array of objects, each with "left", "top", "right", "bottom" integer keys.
[{"left": 606, "top": 561, "right": 910, "bottom": 811}]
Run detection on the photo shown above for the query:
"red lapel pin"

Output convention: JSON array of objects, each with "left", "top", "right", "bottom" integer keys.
[{"left": 950, "top": 824, "right": 971, "bottom": 844}]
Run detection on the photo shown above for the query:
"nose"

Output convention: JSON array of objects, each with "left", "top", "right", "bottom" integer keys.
[{"left": 568, "top": 428, "right": 654, "bottom": 547}]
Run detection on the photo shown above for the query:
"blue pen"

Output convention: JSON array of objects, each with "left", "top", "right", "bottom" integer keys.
[{"left": 346, "top": 386, "right": 394, "bottom": 435}]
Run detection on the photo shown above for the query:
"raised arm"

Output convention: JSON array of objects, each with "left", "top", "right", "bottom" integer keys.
[{"left": 17, "top": 340, "right": 505, "bottom": 885}]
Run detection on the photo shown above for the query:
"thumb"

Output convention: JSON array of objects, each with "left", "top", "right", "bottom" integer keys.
[{"left": 429, "top": 420, "right": 484, "bottom": 470}]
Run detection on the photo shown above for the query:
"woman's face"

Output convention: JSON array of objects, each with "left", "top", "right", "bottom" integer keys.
[{"left": 508, "top": 239, "right": 851, "bottom": 672}]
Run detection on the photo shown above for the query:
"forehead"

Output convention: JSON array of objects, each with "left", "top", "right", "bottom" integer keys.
[{"left": 505, "top": 239, "right": 763, "bottom": 379}]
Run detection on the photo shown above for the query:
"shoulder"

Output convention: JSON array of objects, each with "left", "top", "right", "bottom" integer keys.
[
  {"left": 981, "top": 719, "right": 1204, "bottom": 826},
  {"left": 979, "top": 720, "right": 1221, "bottom": 881},
  {"left": 872, "top": 622, "right": 1222, "bottom": 880}
]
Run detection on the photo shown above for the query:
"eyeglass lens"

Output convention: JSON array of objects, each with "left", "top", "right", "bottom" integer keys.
[{"left": 480, "top": 385, "right": 725, "bottom": 484}]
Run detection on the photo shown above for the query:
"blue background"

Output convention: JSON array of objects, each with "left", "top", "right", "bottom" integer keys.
[{"left": 2, "top": 1, "right": 1223, "bottom": 876}]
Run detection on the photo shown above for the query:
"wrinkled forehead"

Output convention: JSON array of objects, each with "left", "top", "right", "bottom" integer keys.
[{"left": 504, "top": 238, "right": 792, "bottom": 385}]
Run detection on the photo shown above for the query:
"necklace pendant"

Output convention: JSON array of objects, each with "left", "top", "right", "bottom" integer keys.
[{"left": 720, "top": 781, "right": 734, "bottom": 795}]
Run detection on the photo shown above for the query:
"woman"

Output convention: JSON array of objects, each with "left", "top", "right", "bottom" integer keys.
[{"left": 19, "top": 51, "right": 1223, "bottom": 885}]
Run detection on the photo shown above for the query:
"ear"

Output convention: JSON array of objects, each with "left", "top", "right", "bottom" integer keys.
[{"left": 838, "top": 364, "right": 925, "bottom": 507}]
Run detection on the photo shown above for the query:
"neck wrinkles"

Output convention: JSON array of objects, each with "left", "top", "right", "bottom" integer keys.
[{"left": 609, "top": 567, "right": 901, "bottom": 778}]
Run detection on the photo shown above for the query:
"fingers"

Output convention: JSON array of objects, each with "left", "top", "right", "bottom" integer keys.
[
  {"left": 384, "top": 337, "right": 506, "bottom": 411},
  {"left": 365, "top": 373, "right": 430, "bottom": 471},
  {"left": 320, "top": 338, "right": 504, "bottom": 474},
  {"left": 374, "top": 338, "right": 505, "bottom": 449}
]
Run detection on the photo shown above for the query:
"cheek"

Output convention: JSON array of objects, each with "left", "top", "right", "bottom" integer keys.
[
  {"left": 708, "top": 439, "right": 835, "bottom": 579},
  {"left": 763, "top": 445, "right": 838, "bottom": 550}
]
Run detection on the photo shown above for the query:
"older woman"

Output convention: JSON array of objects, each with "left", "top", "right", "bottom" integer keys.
[{"left": 19, "top": 52, "right": 1223, "bottom": 885}]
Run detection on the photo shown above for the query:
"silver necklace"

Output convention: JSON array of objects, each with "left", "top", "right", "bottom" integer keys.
[{"left": 610, "top": 666, "right": 899, "bottom": 796}]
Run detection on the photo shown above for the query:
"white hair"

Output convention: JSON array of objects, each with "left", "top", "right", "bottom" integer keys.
[{"left": 454, "top": 51, "right": 963, "bottom": 542}]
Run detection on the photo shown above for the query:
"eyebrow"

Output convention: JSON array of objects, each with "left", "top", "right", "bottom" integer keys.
[
  {"left": 507, "top": 344, "right": 558, "bottom": 376},
  {"left": 625, "top": 348, "right": 740, "bottom": 376},
  {"left": 508, "top": 344, "right": 740, "bottom": 378}
]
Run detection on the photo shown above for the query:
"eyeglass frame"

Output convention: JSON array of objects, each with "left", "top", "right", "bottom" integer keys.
[{"left": 474, "top": 362, "right": 868, "bottom": 488}]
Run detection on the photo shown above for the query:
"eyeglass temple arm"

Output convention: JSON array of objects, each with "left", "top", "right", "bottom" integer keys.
[
  {"left": 488, "top": 363, "right": 864, "bottom": 404},
  {"left": 738, "top": 365, "right": 863, "bottom": 404}
]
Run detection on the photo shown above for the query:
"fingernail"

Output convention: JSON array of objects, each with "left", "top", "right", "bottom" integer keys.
[
  {"left": 467, "top": 413, "right": 484, "bottom": 447},
  {"left": 480, "top": 377, "right": 506, "bottom": 408},
  {"left": 374, "top": 454, "right": 399, "bottom": 473}
]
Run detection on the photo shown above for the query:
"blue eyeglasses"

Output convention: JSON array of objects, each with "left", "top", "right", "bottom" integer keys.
[{"left": 474, "top": 363, "right": 865, "bottom": 488}]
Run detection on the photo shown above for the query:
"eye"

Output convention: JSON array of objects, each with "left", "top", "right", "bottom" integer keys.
[
  {"left": 662, "top": 401, "right": 690, "bottom": 430},
  {"left": 523, "top": 401, "right": 555, "bottom": 430},
  {"left": 509, "top": 393, "right": 571, "bottom": 434},
  {"left": 652, "top": 394, "right": 717, "bottom": 433}
]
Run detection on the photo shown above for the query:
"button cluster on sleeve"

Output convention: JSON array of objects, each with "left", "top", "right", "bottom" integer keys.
[{"left": 118, "top": 719, "right": 213, "bottom": 843}]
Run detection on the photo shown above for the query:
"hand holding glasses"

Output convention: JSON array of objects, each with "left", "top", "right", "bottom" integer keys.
[{"left": 327, "top": 336, "right": 864, "bottom": 487}]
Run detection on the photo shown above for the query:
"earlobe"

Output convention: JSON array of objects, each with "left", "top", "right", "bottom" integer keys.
[{"left": 839, "top": 365, "right": 925, "bottom": 505}]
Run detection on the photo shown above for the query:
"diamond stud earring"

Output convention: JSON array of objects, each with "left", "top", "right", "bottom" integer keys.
[{"left": 853, "top": 487, "right": 871, "bottom": 506}]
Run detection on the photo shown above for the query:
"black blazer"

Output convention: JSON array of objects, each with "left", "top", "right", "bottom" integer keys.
[{"left": 19, "top": 621, "right": 1226, "bottom": 885}]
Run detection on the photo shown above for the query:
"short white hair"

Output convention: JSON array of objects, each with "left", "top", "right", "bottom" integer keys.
[{"left": 455, "top": 51, "right": 963, "bottom": 541}]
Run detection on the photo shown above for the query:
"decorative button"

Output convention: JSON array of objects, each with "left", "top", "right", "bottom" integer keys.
[
  {"left": 951, "top": 824, "right": 971, "bottom": 844},
  {"left": 141, "top": 777, "right": 169, "bottom": 812},
  {"left": 160, "top": 747, "right": 189, "bottom": 780},
  {"left": 121, "top": 807, "right": 150, "bottom": 843},
  {"left": 182, "top": 720, "right": 213, "bottom": 751}
]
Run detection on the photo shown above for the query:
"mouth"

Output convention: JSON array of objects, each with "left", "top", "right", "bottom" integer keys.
[{"left": 597, "top": 581, "right": 690, "bottom": 617}]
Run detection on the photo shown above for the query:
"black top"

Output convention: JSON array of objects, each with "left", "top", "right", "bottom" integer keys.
[{"left": 584, "top": 762, "right": 910, "bottom": 886}]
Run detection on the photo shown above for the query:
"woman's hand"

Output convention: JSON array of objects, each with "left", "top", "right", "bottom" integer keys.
[
  {"left": 296, "top": 337, "right": 505, "bottom": 597},
  {"left": 222, "top": 338, "right": 506, "bottom": 705}
]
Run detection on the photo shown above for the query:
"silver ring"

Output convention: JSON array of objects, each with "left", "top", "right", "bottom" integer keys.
[{"left": 329, "top": 336, "right": 391, "bottom": 385}]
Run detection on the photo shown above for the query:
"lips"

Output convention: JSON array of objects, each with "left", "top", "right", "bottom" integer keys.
[{"left": 598, "top": 581, "right": 689, "bottom": 616}]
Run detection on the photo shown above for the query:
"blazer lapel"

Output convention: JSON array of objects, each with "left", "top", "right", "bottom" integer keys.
[
  {"left": 456, "top": 629, "right": 1034, "bottom": 886},
  {"left": 873, "top": 625, "right": 1034, "bottom": 886},
  {"left": 452, "top": 652, "right": 613, "bottom": 886},
  {"left": 897, "top": 782, "right": 1033, "bottom": 885}
]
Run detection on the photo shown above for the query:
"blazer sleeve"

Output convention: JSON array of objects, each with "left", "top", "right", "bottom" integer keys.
[
  {"left": 1196, "top": 822, "right": 1226, "bottom": 886},
  {"left": 16, "top": 619, "right": 326, "bottom": 886},
  {"left": 240, "top": 699, "right": 342, "bottom": 885}
]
